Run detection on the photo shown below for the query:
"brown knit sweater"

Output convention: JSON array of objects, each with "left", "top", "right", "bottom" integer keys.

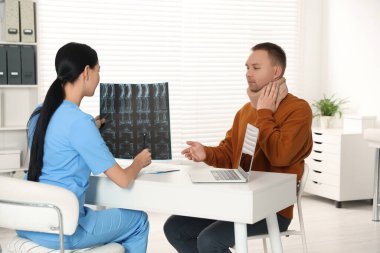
[{"left": 203, "top": 93, "right": 313, "bottom": 220}]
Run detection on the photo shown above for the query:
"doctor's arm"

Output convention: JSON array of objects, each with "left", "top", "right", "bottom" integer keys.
[{"left": 104, "top": 149, "right": 151, "bottom": 188}]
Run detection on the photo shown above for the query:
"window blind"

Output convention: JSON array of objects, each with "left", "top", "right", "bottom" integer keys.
[{"left": 37, "top": 0, "right": 302, "bottom": 160}]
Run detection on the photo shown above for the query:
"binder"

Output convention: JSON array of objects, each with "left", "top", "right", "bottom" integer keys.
[
  {"left": 4, "top": 0, "right": 20, "bottom": 42},
  {"left": 20, "top": 0, "right": 36, "bottom": 43},
  {"left": 0, "top": 45, "right": 7, "bottom": 84},
  {"left": 6, "top": 45, "right": 21, "bottom": 84},
  {"left": 0, "top": 91, "right": 2, "bottom": 127},
  {"left": 21, "top": 45, "right": 36, "bottom": 84}
]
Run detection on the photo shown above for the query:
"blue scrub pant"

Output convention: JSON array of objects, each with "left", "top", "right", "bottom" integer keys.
[{"left": 17, "top": 208, "right": 149, "bottom": 253}]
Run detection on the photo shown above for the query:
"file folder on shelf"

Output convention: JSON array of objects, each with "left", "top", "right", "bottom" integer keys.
[
  {"left": 21, "top": 45, "right": 36, "bottom": 84},
  {"left": 4, "top": 0, "right": 20, "bottom": 42},
  {"left": 6, "top": 45, "right": 21, "bottom": 84},
  {"left": 0, "top": 45, "right": 7, "bottom": 84},
  {"left": 0, "top": 92, "right": 3, "bottom": 127},
  {"left": 20, "top": 0, "right": 36, "bottom": 43}
]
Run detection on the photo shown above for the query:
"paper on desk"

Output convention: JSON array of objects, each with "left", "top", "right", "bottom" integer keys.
[
  {"left": 140, "top": 163, "right": 189, "bottom": 174},
  {"left": 140, "top": 169, "right": 180, "bottom": 174}
]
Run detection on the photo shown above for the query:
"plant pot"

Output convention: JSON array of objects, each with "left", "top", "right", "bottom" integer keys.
[{"left": 320, "top": 116, "right": 334, "bottom": 129}]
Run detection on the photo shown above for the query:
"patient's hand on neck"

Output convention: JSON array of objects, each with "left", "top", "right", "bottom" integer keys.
[{"left": 247, "top": 77, "right": 288, "bottom": 111}]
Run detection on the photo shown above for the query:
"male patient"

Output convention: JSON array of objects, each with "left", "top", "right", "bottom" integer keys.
[{"left": 163, "top": 42, "right": 313, "bottom": 253}]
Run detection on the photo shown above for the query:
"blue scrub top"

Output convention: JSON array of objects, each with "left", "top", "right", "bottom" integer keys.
[{"left": 27, "top": 100, "right": 116, "bottom": 233}]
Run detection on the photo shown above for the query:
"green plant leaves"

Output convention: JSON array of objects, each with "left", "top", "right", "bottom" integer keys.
[{"left": 312, "top": 94, "right": 348, "bottom": 117}]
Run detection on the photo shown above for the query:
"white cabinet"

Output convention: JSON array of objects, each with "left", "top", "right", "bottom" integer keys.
[{"left": 305, "top": 128, "right": 375, "bottom": 207}]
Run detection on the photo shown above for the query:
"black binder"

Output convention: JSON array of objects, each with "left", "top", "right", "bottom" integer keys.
[
  {"left": 0, "top": 45, "right": 7, "bottom": 84},
  {"left": 21, "top": 45, "right": 36, "bottom": 84},
  {"left": 6, "top": 45, "right": 21, "bottom": 84}
]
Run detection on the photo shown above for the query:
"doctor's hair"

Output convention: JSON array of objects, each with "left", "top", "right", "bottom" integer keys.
[
  {"left": 252, "top": 42, "right": 286, "bottom": 77},
  {"left": 27, "top": 42, "right": 98, "bottom": 182}
]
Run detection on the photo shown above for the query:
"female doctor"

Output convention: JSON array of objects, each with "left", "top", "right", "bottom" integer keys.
[{"left": 17, "top": 42, "right": 151, "bottom": 252}]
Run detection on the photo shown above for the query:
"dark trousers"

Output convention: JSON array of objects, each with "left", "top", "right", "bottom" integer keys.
[{"left": 163, "top": 214, "right": 291, "bottom": 253}]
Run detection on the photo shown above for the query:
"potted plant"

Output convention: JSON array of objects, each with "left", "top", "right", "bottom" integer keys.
[{"left": 312, "top": 94, "right": 347, "bottom": 129}]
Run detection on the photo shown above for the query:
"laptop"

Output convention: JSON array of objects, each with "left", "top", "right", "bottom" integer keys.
[{"left": 188, "top": 124, "right": 258, "bottom": 183}]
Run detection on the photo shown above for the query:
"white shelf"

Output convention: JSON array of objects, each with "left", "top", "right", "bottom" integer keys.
[
  {"left": 0, "top": 126, "right": 28, "bottom": 131},
  {"left": 0, "top": 41, "right": 37, "bottom": 46},
  {"left": 0, "top": 167, "right": 27, "bottom": 173},
  {"left": 0, "top": 85, "right": 38, "bottom": 88}
]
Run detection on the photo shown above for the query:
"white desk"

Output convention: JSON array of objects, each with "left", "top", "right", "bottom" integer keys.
[{"left": 85, "top": 164, "right": 296, "bottom": 253}]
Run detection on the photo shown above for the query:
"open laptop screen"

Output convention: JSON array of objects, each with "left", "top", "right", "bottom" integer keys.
[
  {"left": 240, "top": 153, "right": 253, "bottom": 172},
  {"left": 239, "top": 123, "right": 258, "bottom": 172}
]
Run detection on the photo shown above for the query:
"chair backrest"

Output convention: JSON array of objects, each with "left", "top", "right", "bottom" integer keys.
[
  {"left": 0, "top": 176, "right": 79, "bottom": 235},
  {"left": 241, "top": 123, "right": 259, "bottom": 155}
]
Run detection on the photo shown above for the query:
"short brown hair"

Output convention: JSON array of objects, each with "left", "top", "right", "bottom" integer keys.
[{"left": 252, "top": 42, "right": 286, "bottom": 76}]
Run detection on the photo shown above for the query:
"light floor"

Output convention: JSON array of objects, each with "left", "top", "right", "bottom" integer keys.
[{"left": 1, "top": 194, "right": 380, "bottom": 253}]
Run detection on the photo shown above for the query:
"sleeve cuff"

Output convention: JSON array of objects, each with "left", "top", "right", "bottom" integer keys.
[
  {"left": 256, "top": 109, "right": 274, "bottom": 128},
  {"left": 257, "top": 108, "right": 273, "bottom": 118},
  {"left": 203, "top": 146, "right": 214, "bottom": 165}
]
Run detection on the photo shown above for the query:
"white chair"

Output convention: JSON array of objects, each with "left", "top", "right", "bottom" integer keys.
[
  {"left": 0, "top": 175, "right": 124, "bottom": 253},
  {"left": 242, "top": 164, "right": 309, "bottom": 253},
  {"left": 363, "top": 128, "right": 380, "bottom": 221}
]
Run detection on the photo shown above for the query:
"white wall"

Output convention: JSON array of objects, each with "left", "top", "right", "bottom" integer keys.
[
  {"left": 301, "top": 0, "right": 323, "bottom": 103},
  {"left": 305, "top": 0, "right": 380, "bottom": 120}
]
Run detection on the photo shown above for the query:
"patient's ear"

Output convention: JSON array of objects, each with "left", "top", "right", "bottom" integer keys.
[{"left": 273, "top": 65, "right": 283, "bottom": 81}]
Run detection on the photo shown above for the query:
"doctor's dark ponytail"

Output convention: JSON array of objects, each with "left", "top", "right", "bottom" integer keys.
[{"left": 27, "top": 42, "right": 98, "bottom": 182}]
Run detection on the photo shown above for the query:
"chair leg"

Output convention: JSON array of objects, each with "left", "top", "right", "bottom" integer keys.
[
  {"left": 301, "top": 234, "right": 308, "bottom": 253},
  {"left": 373, "top": 149, "right": 380, "bottom": 221},
  {"left": 262, "top": 238, "right": 268, "bottom": 253},
  {"left": 298, "top": 201, "right": 308, "bottom": 253}
]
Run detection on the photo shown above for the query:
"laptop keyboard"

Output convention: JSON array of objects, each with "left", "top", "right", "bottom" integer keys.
[{"left": 211, "top": 170, "right": 241, "bottom": 181}]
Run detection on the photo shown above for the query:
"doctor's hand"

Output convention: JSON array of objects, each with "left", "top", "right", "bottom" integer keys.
[
  {"left": 181, "top": 141, "right": 206, "bottom": 162},
  {"left": 133, "top": 149, "right": 152, "bottom": 169},
  {"left": 94, "top": 115, "right": 106, "bottom": 129}
]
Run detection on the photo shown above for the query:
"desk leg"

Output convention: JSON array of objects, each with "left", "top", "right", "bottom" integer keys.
[
  {"left": 373, "top": 149, "right": 380, "bottom": 222},
  {"left": 266, "top": 214, "right": 283, "bottom": 253},
  {"left": 234, "top": 222, "right": 248, "bottom": 253}
]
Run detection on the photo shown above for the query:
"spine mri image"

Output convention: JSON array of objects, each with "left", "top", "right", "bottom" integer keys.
[{"left": 100, "top": 82, "right": 171, "bottom": 159}]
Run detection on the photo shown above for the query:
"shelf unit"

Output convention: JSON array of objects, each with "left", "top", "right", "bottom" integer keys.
[
  {"left": 0, "top": 1, "right": 38, "bottom": 173},
  {"left": 0, "top": 58, "right": 37, "bottom": 172}
]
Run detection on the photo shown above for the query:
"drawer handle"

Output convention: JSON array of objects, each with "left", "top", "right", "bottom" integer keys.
[
  {"left": 313, "top": 170, "right": 322, "bottom": 174},
  {"left": 312, "top": 181, "right": 322, "bottom": 185},
  {"left": 314, "top": 132, "right": 323, "bottom": 135},
  {"left": 314, "top": 141, "right": 322, "bottom": 144},
  {"left": 313, "top": 159, "right": 322, "bottom": 162},
  {"left": 313, "top": 150, "right": 322, "bottom": 153}
]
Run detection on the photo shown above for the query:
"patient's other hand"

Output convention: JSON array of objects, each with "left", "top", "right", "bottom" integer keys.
[{"left": 181, "top": 141, "right": 206, "bottom": 162}]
